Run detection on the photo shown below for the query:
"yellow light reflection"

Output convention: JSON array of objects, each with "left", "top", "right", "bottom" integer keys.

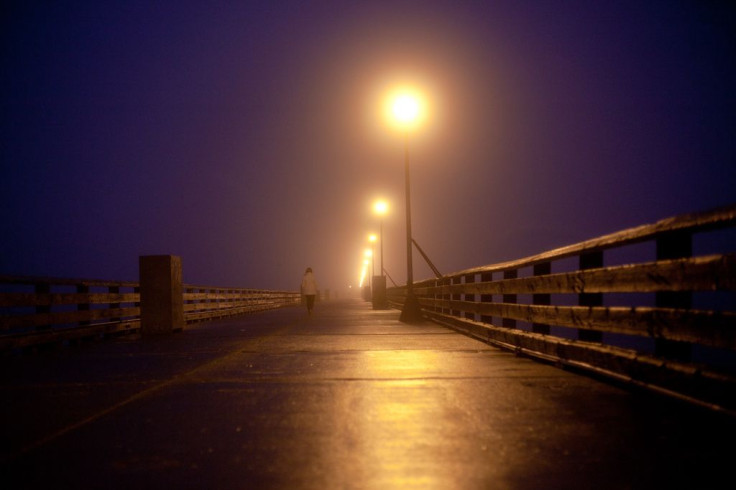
[{"left": 354, "top": 350, "right": 445, "bottom": 488}]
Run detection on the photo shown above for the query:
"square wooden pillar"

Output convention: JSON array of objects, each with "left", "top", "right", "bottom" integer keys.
[{"left": 139, "top": 255, "right": 184, "bottom": 335}]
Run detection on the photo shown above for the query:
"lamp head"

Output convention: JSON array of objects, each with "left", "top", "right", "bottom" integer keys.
[
  {"left": 373, "top": 200, "right": 389, "bottom": 215},
  {"left": 384, "top": 86, "right": 426, "bottom": 132},
  {"left": 392, "top": 95, "right": 420, "bottom": 124}
]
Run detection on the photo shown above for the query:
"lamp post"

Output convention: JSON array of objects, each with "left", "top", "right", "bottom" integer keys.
[{"left": 392, "top": 93, "right": 423, "bottom": 323}]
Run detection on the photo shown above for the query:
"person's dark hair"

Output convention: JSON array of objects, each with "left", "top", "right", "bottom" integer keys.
[{"left": 305, "top": 267, "right": 312, "bottom": 273}]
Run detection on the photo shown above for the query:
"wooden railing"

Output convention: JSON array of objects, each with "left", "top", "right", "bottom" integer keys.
[
  {"left": 388, "top": 204, "right": 736, "bottom": 413},
  {"left": 0, "top": 275, "right": 300, "bottom": 351},
  {"left": 183, "top": 285, "right": 301, "bottom": 323},
  {"left": 0, "top": 276, "right": 141, "bottom": 351}
]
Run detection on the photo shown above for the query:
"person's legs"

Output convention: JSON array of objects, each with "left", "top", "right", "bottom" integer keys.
[{"left": 306, "top": 295, "right": 315, "bottom": 313}]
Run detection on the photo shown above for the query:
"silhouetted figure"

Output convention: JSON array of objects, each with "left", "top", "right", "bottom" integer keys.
[{"left": 301, "top": 267, "right": 318, "bottom": 315}]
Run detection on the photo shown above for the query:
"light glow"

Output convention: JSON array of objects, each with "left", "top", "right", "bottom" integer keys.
[
  {"left": 373, "top": 200, "right": 389, "bottom": 216},
  {"left": 393, "top": 95, "right": 419, "bottom": 123},
  {"left": 383, "top": 87, "right": 427, "bottom": 132}
]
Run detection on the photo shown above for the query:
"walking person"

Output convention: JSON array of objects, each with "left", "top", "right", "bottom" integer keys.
[{"left": 301, "top": 267, "right": 318, "bottom": 315}]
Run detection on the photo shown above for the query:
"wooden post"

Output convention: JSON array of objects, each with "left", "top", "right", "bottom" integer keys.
[
  {"left": 109, "top": 285, "right": 121, "bottom": 323},
  {"left": 452, "top": 276, "right": 462, "bottom": 317},
  {"left": 578, "top": 252, "right": 603, "bottom": 342},
  {"left": 655, "top": 231, "right": 692, "bottom": 360},
  {"left": 139, "top": 255, "right": 184, "bottom": 335},
  {"left": 77, "top": 284, "right": 90, "bottom": 326},
  {"left": 35, "top": 283, "right": 51, "bottom": 330},
  {"left": 532, "top": 262, "right": 550, "bottom": 334},
  {"left": 502, "top": 269, "right": 517, "bottom": 328},
  {"left": 442, "top": 277, "right": 451, "bottom": 315},
  {"left": 464, "top": 273, "right": 475, "bottom": 320},
  {"left": 480, "top": 272, "right": 493, "bottom": 324}
]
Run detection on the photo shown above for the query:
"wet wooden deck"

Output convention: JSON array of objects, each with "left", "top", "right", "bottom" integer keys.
[{"left": 2, "top": 298, "right": 734, "bottom": 489}]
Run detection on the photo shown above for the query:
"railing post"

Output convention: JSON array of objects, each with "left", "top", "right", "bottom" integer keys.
[
  {"left": 35, "top": 283, "right": 50, "bottom": 315},
  {"left": 480, "top": 272, "right": 493, "bottom": 324},
  {"left": 578, "top": 252, "right": 603, "bottom": 342},
  {"left": 139, "top": 255, "right": 184, "bottom": 335},
  {"left": 532, "top": 262, "right": 550, "bottom": 334},
  {"left": 34, "top": 283, "right": 51, "bottom": 330},
  {"left": 464, "top": 273, "right": 475, "bottom": 321},
  {"left": 439, "top": 277, "right": 452, "bottom": 314},
  {"left": 451, "top": 276, "right": 462, "bottom": 317},
  {"left": 502, "top": 269, "right": 517, "bottom": 328},
  {"left": 655, "top": 231, "right": 693, "bottom": 361},
  {"left": 77, "top": 284, "right": 90, "bottom": 326},
  {"left": 109, "top": 285, "right": 121, "bottom": 323}
]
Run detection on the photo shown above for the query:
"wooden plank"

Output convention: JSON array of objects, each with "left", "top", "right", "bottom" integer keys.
[
  {"left": 448, "top": 204, "right": 736, "bottom": 277},
  {"left": 184, "top": 293, "right": 266, "bottom": 301},
  {"left": 0, "top": 307, "right": 141, "bottom": 330},
  {"left": 183, "top": 300, "right": 296, "bottom": 314},
  {"left": 0, "top": 320, "right": 141, "bottom": 350},
  {"left": 0, "top": 293, "right": 139, "bottom": 307},
  {"left": 417, "top": 254, "right": 736, "bottom": 296},
  {"left": 0, "top": 275, "right": 138, "bottom": 288},
  {"left": 427, "top": 311, "right": 736, "bottom": 412},
  {"left": 422, "top": 298, "right": 736, "bottom": 350}
]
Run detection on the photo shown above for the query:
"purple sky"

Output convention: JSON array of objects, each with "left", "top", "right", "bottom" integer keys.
[{"left": 2, "top": 1, "right": 735, "bottom": 296}]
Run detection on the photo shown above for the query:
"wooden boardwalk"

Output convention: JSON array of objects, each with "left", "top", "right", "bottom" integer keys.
[{"left": 2, "top": 298, "right": 734, "bottom": 489}]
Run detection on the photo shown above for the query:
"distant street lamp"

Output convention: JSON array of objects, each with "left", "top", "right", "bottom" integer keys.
[
  {"left": 368, "top": 235, "right": 377, "bottom": 277},
  {"left": 373, "top": 200, "right": 388, "bottom": 276},
  {"left": 364, "top": 249, "right": 373, "bottom": 288},
  {"left": 371, "top": 200, "right": 389, "bottom": 310},
  {"left": 391, "top": 91, "right": 424, "bottom": 323}
]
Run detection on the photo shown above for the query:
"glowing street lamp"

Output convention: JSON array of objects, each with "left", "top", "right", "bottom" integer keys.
[
  {"left": 371, "top": 200, "right": 389, "bottom": 310},
  {"left": 373, "top": 200, "right": 388, "bottom": 276},
  {"left": 364, "top": 249, "right": 373, "bottom": 288},
  {"left": 368, "top": 235, "right": 377, "bottom": 277},
  {"left": 390, "top": 89, "right": 424, "bottom": 323},
  {"left": 393, "top": 95, "right": 420, "bottom": 125}
]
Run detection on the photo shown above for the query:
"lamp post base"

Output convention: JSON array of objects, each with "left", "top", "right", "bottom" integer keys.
[
  {"left": 372, "top": 275, "right": 388, "bottom": 310},
  {"left": 399, "top": 292, "right": 423, "bottom": 323}
]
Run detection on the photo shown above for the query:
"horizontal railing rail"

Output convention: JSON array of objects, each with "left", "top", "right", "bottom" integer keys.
[
  {"left": 387, "top": 203, "right": 736, "bottom": 413},
  {"left": 0, "top": 274, "right": 301, "bottom": 352},
  {"left": 0, "top": 275, "right": 141, "bottom": 351},
  {"left": 183, "top": 285, "right": 302, "bottom": 323}
]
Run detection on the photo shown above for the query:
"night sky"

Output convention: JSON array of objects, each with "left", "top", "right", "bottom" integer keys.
[{"left": 2, "top": 1, "right": 735, "bottom": 296}]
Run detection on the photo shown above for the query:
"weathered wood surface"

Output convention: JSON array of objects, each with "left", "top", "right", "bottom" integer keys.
[
  {"left": 422, "top": 300, "right": 735, "bottom": 350},
  {"left": 418, "top": 254, "right": 736, "bottom": 295},
  {"left": 1, "top": 276, "right": 301, "bottom": 349},
  {"left": 388, "top": 204, "right": 736, "bottom": 412},
  {"left": 453, "top": 203, "right": 736, "bottom": 276}
]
